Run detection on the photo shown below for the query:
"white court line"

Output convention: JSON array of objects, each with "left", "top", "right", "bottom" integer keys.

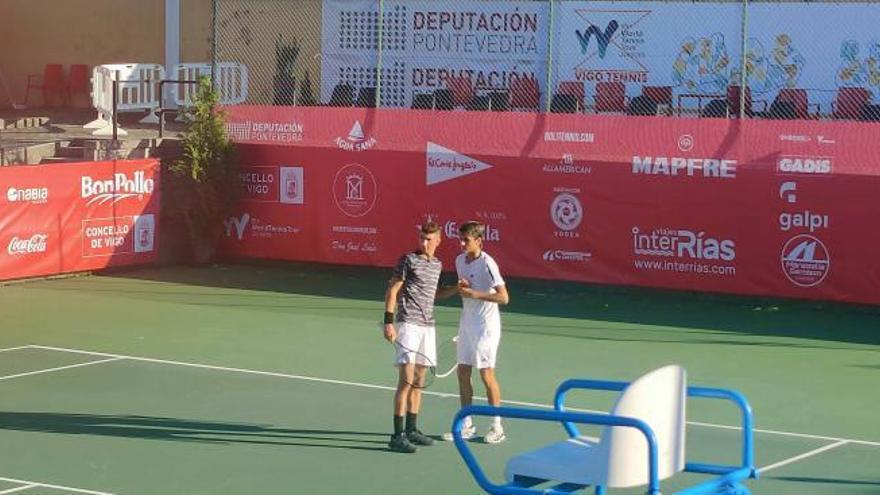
[
  {"left": 0, "top": 346, "right": 34, "bottom": 354},
  {"left": 0, "top": 484, "right": 37, "bottom": 494},
  {"left": 0, "top": 358, "right": 123, "bottom": 382},
  {"left": 26, "top": 344, "right": 880, "bottom": 448},
  {"left": 0, "top": 476, "right": 116, "bottom": 495},
  {"left": 759, "top": 440, "right": 850, "bottom": 474},
  {"left": 688, "top": 420, "right": 875, "bottom": 445}
]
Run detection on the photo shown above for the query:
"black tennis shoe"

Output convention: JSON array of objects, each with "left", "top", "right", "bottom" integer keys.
[
  {"left": 406, "top": 429, "right": 434, "bottom": 446},
  {"left": 388, "top": 433, "right": 418, "bottom": 453}
]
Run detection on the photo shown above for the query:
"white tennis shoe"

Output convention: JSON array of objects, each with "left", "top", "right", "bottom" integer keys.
[
  {"left": 484, "top": 425, "right": 506, "bottom": 444},
  {"left": 442, "top": 424, "right": 476, "bottom": 442}
]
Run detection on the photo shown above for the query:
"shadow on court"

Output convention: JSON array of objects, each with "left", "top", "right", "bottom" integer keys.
[
  {"left": 0, "top": 412, "right": 389, "bottom": 452},
  {"left": 77, "top": 262, "right": 880, "bottom": 348}
]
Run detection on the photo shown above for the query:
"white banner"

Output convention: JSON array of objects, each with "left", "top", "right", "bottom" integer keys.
[
  {"left": 321, "top": 0, "right": 550, "bottom": 107},
  {"left": 553, "top": 2, "right": 743, "bottom": 109},
  {"left": 321, "top": 1, "right": 880, "bottom": 113}
]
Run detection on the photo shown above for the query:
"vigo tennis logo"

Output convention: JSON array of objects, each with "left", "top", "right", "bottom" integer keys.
[
  {"left": 333, "top": 163, "right": 377, "bottom": 217},
  {"left": 576, "top": 20, "right": 618, "bottom": 58},
  {"left": 781, "top": 234, "right": 830, "bottom": 287},
  {"left": 224, "top": 213, "right": 250, "bottom": 241},
  {"left": 550, "top": 193, "right": 583, "bottom": 233}
]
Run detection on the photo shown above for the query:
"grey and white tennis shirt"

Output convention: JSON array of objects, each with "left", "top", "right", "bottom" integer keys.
[{"left": 393, "top": 251, "right": 442, "bottom": 327}]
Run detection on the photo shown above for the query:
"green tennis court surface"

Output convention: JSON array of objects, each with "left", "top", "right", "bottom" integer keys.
[{"left": 0, "top": 263, "right": 877, "bottom": 494}]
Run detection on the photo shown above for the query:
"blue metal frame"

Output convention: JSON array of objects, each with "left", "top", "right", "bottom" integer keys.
[{"left": 451, "top": 379, "right": 758, "bottom": 495}]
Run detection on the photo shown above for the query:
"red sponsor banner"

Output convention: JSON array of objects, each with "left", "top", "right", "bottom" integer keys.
[
  {"left": 0, "top": 160, "right": 160, "bottom": 281},
  {"left": 220, "top": 106, "right": 880, "bottom": 305}
]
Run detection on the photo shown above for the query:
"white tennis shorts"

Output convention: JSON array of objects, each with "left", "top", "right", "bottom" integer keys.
[
  {"left": 456, "top": 326, "right": 500, "bottom": 369},
  {"left": 394, "top": 322, "right": 436, "bottom": 366}
]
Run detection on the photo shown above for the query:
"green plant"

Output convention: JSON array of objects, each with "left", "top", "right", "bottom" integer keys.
[{"left": 168, "top": 76, "right": 238, "bottom": 263}]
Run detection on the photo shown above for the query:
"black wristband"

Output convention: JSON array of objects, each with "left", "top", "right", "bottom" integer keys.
[{"left": 384, "top": 311, "right": 394, "bottom": 324}]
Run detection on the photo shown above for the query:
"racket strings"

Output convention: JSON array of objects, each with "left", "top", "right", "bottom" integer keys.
[{"left": 393, "top": 335, "right": 458, "bottom": 389}]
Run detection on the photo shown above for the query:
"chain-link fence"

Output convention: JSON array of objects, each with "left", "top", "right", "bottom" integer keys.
[{"left": 211, "top": 0, "right": 880, "bottom": 121}]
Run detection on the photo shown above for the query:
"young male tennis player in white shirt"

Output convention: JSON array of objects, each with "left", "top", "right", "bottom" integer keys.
[{"left": 444, "top": 220, "right": 510, "bottom": 444}]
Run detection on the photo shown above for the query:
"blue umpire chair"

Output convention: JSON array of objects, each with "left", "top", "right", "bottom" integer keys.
[{"left": 451, "top": 365, "right": 757, "bottom": 495}]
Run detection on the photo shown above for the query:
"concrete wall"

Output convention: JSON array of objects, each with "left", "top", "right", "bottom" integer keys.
[{"left": 0, "top": 0, "right": 211, "bottom": 107}]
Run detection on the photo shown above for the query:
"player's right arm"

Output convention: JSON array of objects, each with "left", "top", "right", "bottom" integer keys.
[{"left": 383, "top": 277, "right": 404, "bottom": 342}]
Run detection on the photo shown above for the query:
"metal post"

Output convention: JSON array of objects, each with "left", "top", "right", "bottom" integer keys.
[
  {"left": 376, "top": 0, "right": 386, "bottom": 107},
  {"left": 211, "top": 0, "right": 218, "bottom": 87},
  {"left": 165, "top": 0, "right": 180, "bottom": 109},
  {"left": 158, "top": 80, "right": 167, "bottom": 139},
  {"left": 546, "top": 0, "right": 557, "bottom": 113},
  {"left": 739, "top": 0, "right": 749, "bottom": 119},
  {"left": 112, "top": 79, "right": 119, "bottom": 143},
  {"left": 157, "top": 79, "right": 199, "bottom": 139}
]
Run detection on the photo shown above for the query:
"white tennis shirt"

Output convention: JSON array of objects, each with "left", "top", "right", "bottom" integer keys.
[{"left": 455, "top": 251, "right": 505, "bottom": 333}]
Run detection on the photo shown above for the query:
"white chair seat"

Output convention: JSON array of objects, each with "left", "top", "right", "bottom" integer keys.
[{"left": 506, "top": 436, "right": 603, "bottom": 486}]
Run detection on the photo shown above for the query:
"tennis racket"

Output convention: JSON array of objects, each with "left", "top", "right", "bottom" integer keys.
[{"left": 382, "top": 323, "right": 458, "bottom": 389}]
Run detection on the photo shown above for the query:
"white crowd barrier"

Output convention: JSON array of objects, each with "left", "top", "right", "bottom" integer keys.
[
  {"left": 172, "top": 62, "right": 249, "bottom": 108},
  {"left": 85, "top": 62, "right": 247, "bottom": 136},
  {"left": 85, "top": 63, "right": 165, "bottom": 136}
]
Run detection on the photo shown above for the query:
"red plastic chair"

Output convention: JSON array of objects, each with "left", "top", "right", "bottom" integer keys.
[
  {"left": 727, "top": 85, "right": 752, "bottom": 117},
  {"left": 558, "top": 81, "right": 585, "bottom": 112},
  {"left": 446, "top": 75, "right": 474, "bottom": 108},
  {"left": 775, "top": 88, "right": 810, "bottom": 120},
  {"left": 643, "top": 85, "right": 673, "bottom": 115},
  {"left": 595, "top": 81, "right": 626, "bottom": 113},
  {"left": 832, "top": 87, "right": 870, "bottom": 120},
  {"left": 510, "top": 77, "right": 540, "bottom": 111},
  {"left": 65, "top": 64, "right": 90, "bottom": 107},
  {"left": 25, "top": 63, "right": 66, "bottom": 106}
]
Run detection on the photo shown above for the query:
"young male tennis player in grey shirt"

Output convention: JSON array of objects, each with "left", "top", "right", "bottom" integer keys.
[{"left": 382, "top": 221, "right": 458, "bottom": 453}]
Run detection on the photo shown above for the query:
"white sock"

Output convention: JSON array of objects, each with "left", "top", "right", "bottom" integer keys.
[
  {"left": 492, "top": 416, "right": 502, "bottom": 429},
  {"left": 463, "top": 416, "right": 473, "bottom": 429}
]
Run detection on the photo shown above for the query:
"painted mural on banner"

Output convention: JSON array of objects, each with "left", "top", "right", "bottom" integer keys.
[
  {"left": 0, "top": 160, "right": 160, "bottom": 281},
  {"left": 746, "top": 3, "right": 880, "bottom": 106}
]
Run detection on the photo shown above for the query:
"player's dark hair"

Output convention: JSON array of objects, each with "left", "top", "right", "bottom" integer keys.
[{"left": 458, "top": 221, "right": 485, "bottom": 239}]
